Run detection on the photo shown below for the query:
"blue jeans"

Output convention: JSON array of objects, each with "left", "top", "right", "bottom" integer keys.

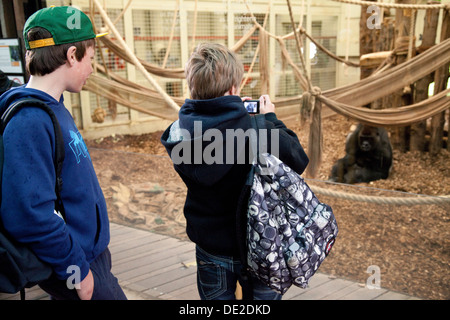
[{"left": 196, "top": 245, "right": 282, "bottom": 300}]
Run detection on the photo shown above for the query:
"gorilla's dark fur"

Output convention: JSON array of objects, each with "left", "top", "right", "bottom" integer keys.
[{"left": 330, "top": 124, "right": 393, "bottom": 184}]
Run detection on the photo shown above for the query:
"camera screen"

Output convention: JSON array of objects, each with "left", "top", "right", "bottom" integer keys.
[{"left": 244, "top": 100, "right": 259, "bottom": 114}]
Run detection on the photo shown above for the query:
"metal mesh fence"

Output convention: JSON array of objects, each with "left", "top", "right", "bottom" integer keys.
[{"left": 45, "top": 0, "right": 342, "bottom": 130}]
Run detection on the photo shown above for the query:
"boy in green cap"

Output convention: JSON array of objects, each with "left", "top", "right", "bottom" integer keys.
[{"left": 0, "top": 6, "right": 126, "bottom": 300}]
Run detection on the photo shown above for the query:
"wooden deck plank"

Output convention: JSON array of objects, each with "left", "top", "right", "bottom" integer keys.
[
  {"left": 112, "top": 238, "right": 180, "bottom": 271},
  {"left": 337, "top": 285, "right": 388, "bottom": 300},
  {"left": 109, "top": 226, "right": 167, "bottom": 253},
  {"left": 282, "top": 273, "right": 332, "bottom": 300},
  {"left": 134, "top": 262, "right": 197, "bottom": 289},
  {"left": 0, "top": 223, "right": 420, "bottom": 301},
  {"left": 318, "top": 281, "right": 364, "bottom": 300},
  {"left": 158, "top": 282, "right": 199, "bottom": 300},
  {"left": 142, "top": 272, "right": 198, "bottom": 299},
  {"left": 113, "top": 249, "right": 194, "bottom": 281},
  {"left": 288, "top": 277, "right": 356, "bottom": 300},
  {"left": 375, "top": 290, "right": 418, "bottom": 300},
  {"left": 112, "top": 242, "right": 194, "bottom": 276},
  {"left": 112, "top": 236, "right": 180, "bottom": 262},
  {"left": 110, "top": 229, "right": 153, "bottom": 246},
  {"left": 154, "top": 269, "right": 197, "bottom": 293}
]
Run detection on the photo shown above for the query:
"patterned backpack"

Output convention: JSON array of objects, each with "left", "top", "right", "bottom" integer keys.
[{"left": 243, "top": 115, "right": 338, "bottom": 295}]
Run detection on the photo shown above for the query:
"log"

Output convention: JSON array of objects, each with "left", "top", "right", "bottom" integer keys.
[
  {"left": 391, "top": 0, "right": 415, "bottom": 152},
  {"left": 359, "top": 0, "right": 379, "bottom": 84},
  {"left": 411, "top": 2, "right": 440, "bottom": 152},
  {"left": 429, "top": 8, "right": 450, "bottom": 155},
  {"left": 360, "top": 51, "right": 392, "bottom": 68}
]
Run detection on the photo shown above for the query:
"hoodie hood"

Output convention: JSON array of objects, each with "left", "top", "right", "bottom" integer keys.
[
  {"left": 0, "top": 85, "right": 63, "bottom": 114},
  {"left": 161, "top": 95, "right": 252, "bottom": 186},
  {"left": 178, "top": 95, "right": 248, "bottom": 133}
]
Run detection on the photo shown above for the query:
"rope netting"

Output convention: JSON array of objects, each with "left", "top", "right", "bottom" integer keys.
[{"left": 332, "top": 0, "right": 448, "bottom": 10}]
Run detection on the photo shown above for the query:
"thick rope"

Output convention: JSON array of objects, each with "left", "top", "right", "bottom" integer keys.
[
  {"left": 331, "top": 0, "right": 447, "bottom": 10},
  {"left": 310, "top": 185, "right": 450, "bottom": 205}
]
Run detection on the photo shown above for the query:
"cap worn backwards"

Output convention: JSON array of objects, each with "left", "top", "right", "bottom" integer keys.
[{"left": 23, "top": 6, "right": 108, "bottom": 50}]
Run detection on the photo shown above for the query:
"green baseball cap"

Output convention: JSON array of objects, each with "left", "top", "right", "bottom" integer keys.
[{"left": 23, "top": 6, "right": 107, "bottom": 50}]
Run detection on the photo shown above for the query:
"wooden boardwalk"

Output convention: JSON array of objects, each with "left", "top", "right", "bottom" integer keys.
[{"left": 0, "top": 222, "right": 419, "bottom": 300}]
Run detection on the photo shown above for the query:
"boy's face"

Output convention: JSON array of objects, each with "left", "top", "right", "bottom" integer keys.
[{"left": 67, "top": 45, "right": 95, "bottom": 93}]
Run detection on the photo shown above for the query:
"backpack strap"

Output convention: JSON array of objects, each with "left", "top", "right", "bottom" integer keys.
[
  {"left": 1, "top": 98, "right": 66, "bottom": 220},
  {"left": 248, "top": 114, "right": 267, "bottom": 169},
  {"left": 235, "top": 114, "right": 269, "bottom": 300}
]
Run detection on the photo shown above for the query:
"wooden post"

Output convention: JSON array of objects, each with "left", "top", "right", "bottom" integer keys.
[
  {"left": 375, "top": 11, "right": 394, "bottom": 110},
  {"left": 410, "top": 2, "right": 440, "bottom": 151},
  {"left": 359, "top": 0, "right": 378, "bottom": 85},
  {"left": 380, "top": 16, "right": 395, "bottom": 111},
  {"left": 391, "top": 0, "right": 415, "bottom": 152},
  {"left": 429, "top": 7, "right": 450, "bottom": 155}
]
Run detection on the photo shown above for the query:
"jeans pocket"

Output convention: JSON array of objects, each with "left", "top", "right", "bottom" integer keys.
[{"left": 197, "top": 260, "right": 226, "bottom": 300}]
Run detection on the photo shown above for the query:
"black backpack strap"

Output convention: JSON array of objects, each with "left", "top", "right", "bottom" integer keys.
[
  {"left": 235, "top": 178, "right": 253, "bottom": 300},
  {"left": 1, "top": 98, "right": 66, "bottom": 220},
  {"left": 235, "top": 114, "right": 269, "bottom": 300},
  {"left": 249, "top": 114, "right": 268, "bottom": 166},
  {"left": 253, "top": 114, "right": 266, "bottom": 130}
]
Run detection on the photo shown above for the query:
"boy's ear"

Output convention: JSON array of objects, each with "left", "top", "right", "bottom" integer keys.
[
  {"left": 66, "top": 46, "right": 77, "bottom": 66},
  {"left": 229, "top": 85, "right": 240, "bottom": 96}
]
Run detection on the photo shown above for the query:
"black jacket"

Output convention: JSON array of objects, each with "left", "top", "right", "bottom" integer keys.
[
  {"left": 0, "top": 71, "right": 20, "bottom": 95},
  {"left": 161, "top": 95, "right": 309, "bottom": 257}
]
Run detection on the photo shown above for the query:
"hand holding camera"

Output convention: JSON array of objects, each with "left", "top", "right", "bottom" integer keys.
[{"left": 242, "top": 94, "right": 275, "bottom": 114}]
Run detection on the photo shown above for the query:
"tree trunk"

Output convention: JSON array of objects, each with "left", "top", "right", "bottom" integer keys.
[
  {"left": 410, "top": 2, "right": 440, "bottom": 151},
  {"left": 429, "top": 8, "right": 450, "bottom": 155},
  {"left": 360, "top": 0, "right": 379, "bottom": 73},
  {"left": 391, "top": 0, "right": 415, "bottom": 152},
  {"left": 359, "top": 0, "right": 379, "bottom": 108}
]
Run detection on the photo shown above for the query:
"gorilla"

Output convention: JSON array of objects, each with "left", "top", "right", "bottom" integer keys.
[{"left": 329, "top": 124, "right": 393, "bottom": 184}]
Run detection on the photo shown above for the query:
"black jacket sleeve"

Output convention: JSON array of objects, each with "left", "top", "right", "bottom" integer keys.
[{"left": 263, "top": 112, "right": 309, "bottom": 175}]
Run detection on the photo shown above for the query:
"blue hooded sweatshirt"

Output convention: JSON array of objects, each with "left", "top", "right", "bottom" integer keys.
[{"left": 0, "top": 86, "right": 110, "bottom": 281}]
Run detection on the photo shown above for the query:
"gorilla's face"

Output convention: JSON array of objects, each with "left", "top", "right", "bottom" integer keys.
[{"left": 358, "top": 126, "right": 379, "bottom": 152}]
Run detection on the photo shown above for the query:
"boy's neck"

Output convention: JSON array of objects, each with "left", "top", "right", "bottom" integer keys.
[{"left": 26, "top": 68, "right": 67, "bottom": 102}]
